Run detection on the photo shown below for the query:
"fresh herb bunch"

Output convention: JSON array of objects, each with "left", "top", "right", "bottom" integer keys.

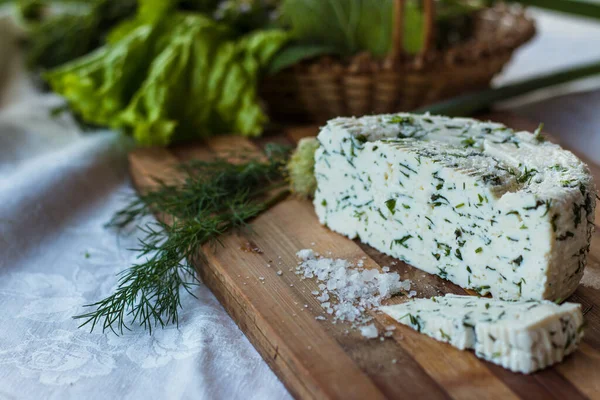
[
  {"left": 214, "top": 0, "right": 281, "bottom": 34},
  {"left": 75, "top": 143, "right": 291, "bottom": 334},
  {"left": 278, "top": 0, "right": 484, "bottom": 58}
]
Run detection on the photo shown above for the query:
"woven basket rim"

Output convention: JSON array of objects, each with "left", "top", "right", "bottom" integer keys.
[{"left": 274, "top": 4, "right": 535, "bottom": 76}]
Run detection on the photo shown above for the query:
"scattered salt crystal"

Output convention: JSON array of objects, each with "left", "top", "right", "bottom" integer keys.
[
  {"left": 304, "top": 304, "right": 308, "bottom": 308},
  {"left": 359, "top": 324, "right": 379, "bottom": 339},
  {"left": 259, "top": 276, "right": 265, "bottom": 281},
  {"left": 315, "top": 316, "right": 327, "bottom": 321},
  {"left": 294, "top": 248, "right": 411, "bottom": 326},
  {"left": 385, "top": 325, "right": 396, "bottom": 331},
  {"left": 290, "top": 284, "right": 294, "bottom": 287},
  {"left": 357, "top": 259, "right": 364, "bottom": 267},
  {"left": 277, "top": 270, "right": 283, "bottom": 276},
  {"left": 392, "top": 359, "right": 397, "bottom": 364},
  {"left": 384, "top": 331, "right": 394, "bottom": 337},
  {"left": 382, "top": 266, "right": 390, "bottom": 272},
  {"left": 311, "top": 291, "right": 319, "bottom": 295},
  {"left": 296, "top": 249, "right": 315, "bottom": 261},
  {"left": 266, "top": 264, "right": 271, "bottom": 268},
  {"left": 379, "top": 337, "right": 385, "bottom": 342},
  {"left": 317, "top": 293, "right": 329, "bottom": 302},
  {"left": 408, "top": 290, "right": 417, "bottom": 298},
  {"left": 307, "top": 346, "right": 312, "bottom": 350}
]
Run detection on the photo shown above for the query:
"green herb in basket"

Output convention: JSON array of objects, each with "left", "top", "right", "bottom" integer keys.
[{"left": 277, "top": 0, "right": 483, "bottom": 59}]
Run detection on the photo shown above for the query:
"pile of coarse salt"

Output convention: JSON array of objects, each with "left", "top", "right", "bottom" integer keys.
[{"left": 295, "top": 249, "right": 411, "bottom": 331}]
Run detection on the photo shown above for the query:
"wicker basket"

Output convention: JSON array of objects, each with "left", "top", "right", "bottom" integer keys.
[{"left": 260, "top": 2, "right": 535, "bottom": 123}]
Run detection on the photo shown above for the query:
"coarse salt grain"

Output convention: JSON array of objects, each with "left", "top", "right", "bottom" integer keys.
[
  {"left": 359, "top": 324, "right": 379, "bottom": 339},
  {"left": 296, "top": 249, "right": 315, "bottom": 261},
  {"left": 295, "top": 249, "right": 411, "bottom": 326}
]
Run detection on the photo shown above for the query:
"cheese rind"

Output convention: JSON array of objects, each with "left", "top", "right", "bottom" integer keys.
[
  {"left": 313, "top": 113, "right": 596, "bottom": 301},
  {"left": 381, "top": 294, "right": 584, "bottom": 374}
]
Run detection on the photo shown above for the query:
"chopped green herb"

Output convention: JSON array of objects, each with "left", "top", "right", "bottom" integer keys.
[
  {"left": 394, "top": 235, "right": 413, "bottom": 248},
  {"left": 455, "top": 248, "right": 463, "bottom": 260},
  {"left": 462, "top": 137, "right": 476, "bottom": 148},
  {"left": 534, "top": 123, "right": 545, "bottom": 143},
  {"left": 355, "top": 134, "right": 368, "bottom": 144},
  {"left": 439, "top": 329, "right": 451, "bottom": 341},
  {"left": 512, "top": 255, "right": 524, "bottom": 266},
  {"left": 385, "top": 199, "right": 396, "bottom": 215}
]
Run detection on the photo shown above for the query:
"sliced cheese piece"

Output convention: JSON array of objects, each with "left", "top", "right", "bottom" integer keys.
[
  {"left": 313, "top": 113, "right": 596, "bottom": 301},
  {"left": 381, "top": 294, "right": 584, "bottom": 374}
]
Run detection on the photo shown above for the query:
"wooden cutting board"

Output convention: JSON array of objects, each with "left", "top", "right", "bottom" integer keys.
[{"left": 129, "top": 112, "right": 600, "bottom": 400}]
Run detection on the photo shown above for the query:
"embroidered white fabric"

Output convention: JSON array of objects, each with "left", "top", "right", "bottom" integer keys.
[
  {"left": 0, "top": 95, "right": 290, "bottom": 399},
  {"left": 1, "top": 7, "right": 600, "bottom": 400}
]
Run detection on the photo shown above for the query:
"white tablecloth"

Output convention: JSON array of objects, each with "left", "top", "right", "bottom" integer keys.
[{"left": 1, "top": 8, "right": 599, "bottom": 400}]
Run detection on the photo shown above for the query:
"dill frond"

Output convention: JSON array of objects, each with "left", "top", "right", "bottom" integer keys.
[{"left": 74, "top": 143, "right": 291, "bottom": 334}]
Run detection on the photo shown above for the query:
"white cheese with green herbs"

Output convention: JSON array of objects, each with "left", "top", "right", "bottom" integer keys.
[
  {"left": 381, "top": 294, "right": 584, "bottom": 374},
  {"left": 314, "top": 113, "right": 596, "bottom": 301}
]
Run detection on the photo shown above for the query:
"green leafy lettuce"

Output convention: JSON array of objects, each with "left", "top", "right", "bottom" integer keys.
[{"left": 45, "top": 13, "right": 289, "bottom": 145}]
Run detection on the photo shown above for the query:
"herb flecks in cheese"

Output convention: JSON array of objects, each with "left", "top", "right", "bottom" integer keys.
[
  {"left": 381, "top": 294, "right": 584, "bottom": 374},
  {"left": 313, "top": 113, "right": 596, "bottom": 301}
]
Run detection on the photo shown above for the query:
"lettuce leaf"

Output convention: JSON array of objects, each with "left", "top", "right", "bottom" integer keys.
[{"left": 45, "top": 13, "right": 289, "bottom": 145}]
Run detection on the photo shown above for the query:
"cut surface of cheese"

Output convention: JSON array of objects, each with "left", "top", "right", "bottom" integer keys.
[
  {"left": 313, "top": 113, "right": 596, "bottom": 301},
  {"left": 381, "top": 294, "right": 584, "bottom": 374}
]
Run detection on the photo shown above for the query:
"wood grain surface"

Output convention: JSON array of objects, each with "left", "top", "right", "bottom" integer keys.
[{"left": 129, "top": 113, "right": 600, "bottom": 400}]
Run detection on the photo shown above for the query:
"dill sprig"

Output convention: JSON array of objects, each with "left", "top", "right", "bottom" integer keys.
[{"left": 74, "top": 143, "right": 291, "bottom": 334}]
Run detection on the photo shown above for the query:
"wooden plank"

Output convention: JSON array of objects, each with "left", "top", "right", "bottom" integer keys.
[{"left": 128, "top": 113, "right": 600, "bottom": 400}]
